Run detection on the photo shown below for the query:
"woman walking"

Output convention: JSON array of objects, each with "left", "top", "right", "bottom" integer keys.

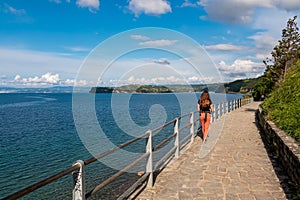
[{"left": 197, "top": 91, "right": 213, "bottom": 143}]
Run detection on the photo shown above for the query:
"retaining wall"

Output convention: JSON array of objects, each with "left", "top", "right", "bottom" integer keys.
[{"left": 256, "top": 106, "right": 300, "bottom": 186}]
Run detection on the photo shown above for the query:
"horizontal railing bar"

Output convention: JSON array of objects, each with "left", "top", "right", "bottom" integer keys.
[
  {"left": 154, "top": 146, "right": 177, "bottom": 170},
  {"left": 86, "top": 152, "right": 150, "bottom": 198},
  {"left": 193, "top": 119, "right": 198, "bottom": 124},
  {"left": 151, "top": 119, "right": 175, "bottom": 134},
  {"left": 117, "top": 172, "right": 150, "bottom": 200},
  {"left": 153, "top": 132, "right": 176, "bottom": 152},
  {"left": 151, "top": 111, "right": 192, "bottom": 135},
  {"left": 180, "top": 133, "right": 192, "bottom": 148},
  {"left": 177, "top": 112, "right": 190, "bottom": 120},
  {"left": 178, "top": 122, "right": 190, "bottom": 132},
  {"left": 3, "top": 165, "right": 80, "bottom": 200},
  {"left": 85, "top": 131, "right": 149, "bottom": 165}
]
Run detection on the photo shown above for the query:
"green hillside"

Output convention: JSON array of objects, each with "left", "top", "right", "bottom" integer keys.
[
  {"left": 224, "top": 77, "right": 262, "bottom": 93},
  {"left": 261, "top": 60, "right": 300, "bottom": 142}
]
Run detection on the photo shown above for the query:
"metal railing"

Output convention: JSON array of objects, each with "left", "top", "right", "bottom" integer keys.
[{"left": 2, "top": 97, "right": 253, "bottom": 200}]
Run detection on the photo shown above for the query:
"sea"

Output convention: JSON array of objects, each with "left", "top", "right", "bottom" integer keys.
[{"left": 0, "top": 92, "right": 243, "bottom": 199}]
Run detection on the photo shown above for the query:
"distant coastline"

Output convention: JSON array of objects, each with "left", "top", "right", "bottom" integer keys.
[{"left": 89, "top": 78, "right": 259, "bottom": 94}]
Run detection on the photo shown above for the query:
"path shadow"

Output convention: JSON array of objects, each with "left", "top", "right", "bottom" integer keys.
[
  {"left": 196, "top": 126, "right": 204, "bottom": 140},
  {"left": 255, "top": 110, "right": 298, "bottom": 200},
  {"left": 245, "top": 108, "right": 257, "bottom": 112}
]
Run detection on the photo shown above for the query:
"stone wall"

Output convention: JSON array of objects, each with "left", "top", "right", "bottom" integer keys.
[{"left": 256, "top": 106, "right": 300, "bottom": 186}]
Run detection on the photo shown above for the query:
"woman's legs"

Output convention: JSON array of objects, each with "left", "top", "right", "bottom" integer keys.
[
  {"left": 199, "top": 114, "right": 205, "bottom": 137},
  {"left": 200, "top": 113, "right": 211, "bottom": 141}
]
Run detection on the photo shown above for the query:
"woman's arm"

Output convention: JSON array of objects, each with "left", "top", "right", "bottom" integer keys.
[
  {"left": 210, "top": 104, "right": 214, "bottom": 112},
  {"left": 197, "top": 103, "right": 200, "bottom": 112}
]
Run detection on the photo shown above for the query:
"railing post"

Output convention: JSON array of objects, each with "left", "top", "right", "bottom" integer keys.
[
  {"left": 211, "top": 107, "right": 214, "bottom": 122},
  {"left": 190, "top": 112, "right": 194, "bottom": 143},
  {"left": 146, "top": 130, "right": 153, "bottom": 188},
  {"left": 222, "top": 102, "right": 224, "bottom": 115},
  {"left": 216, "top": 104, "right": 220, "bottom": 119},
  {"left": 72, "top": 160, "right": 85, "bottom": 200},
  {"left": 174, "top": 118, "right": 179, "bottom": 158},
  {"left": 234, "top": 99, "right": 237, "bottom": 110},
  {"left": 211, "top": 105, "right": 214, "bottom": 122}
]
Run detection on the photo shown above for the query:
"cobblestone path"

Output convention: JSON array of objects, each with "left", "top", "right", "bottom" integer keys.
[{"left": 136, "top": 102, "right": 287, "bottom": 200}]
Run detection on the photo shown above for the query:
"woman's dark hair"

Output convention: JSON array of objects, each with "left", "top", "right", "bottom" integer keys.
[{"left": 199, "top": 91, "right": 211, "bottom": 107}]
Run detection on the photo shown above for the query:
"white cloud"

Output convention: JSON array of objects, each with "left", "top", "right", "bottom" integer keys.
[
  {"left": 274, "top": 0, "right": 300, "bottom": 11},
  {"left": 130, "top": 34, "right": 150, "bottom": 41},
  {"left": 13, "top": 73, "right": 60, "bottom": 86},
  {"left": 180, "top": 0, "right": 197, "bottom": 8},
  {"left": 128, "top": 0, "right": 172, "bottom": 16},
  {"left": 2, "top": 73, "right": 90, "bottom": 87},
  {"left": 73, "top": 79, "right": 88, "bottom": 86},
  {"left": 197, "top": 0, "right": 272, "bottom": 24},
  {"left": 187, "top": 76, "right": 213, "bottom": 83},
  {"left": 49, "top": 0, "right": 70, "bottom": 3},
  {"left": 64, "top": 79, "right": 75, "bottom": 85},
  {"left": 76, "top": 0, "right": 100, "bottom": 13},
  {"left": 63, "top": 46, "right": 91, "bottom": 52},
  {"left": 197, "top": 0, "right": 300, "bottom": 24},
  {"left": 139, "top": 39, "right": 177, "bottom": 47},
  {"left": 0, "top": 3, "right": 33, "bottom": 23},
  {"left": 2, "top": 3, "right": 26, "bottom": 15},
  {"left": 41, "top": 73, "right": 60, "bottom": 83},
  {"left": 204, "top": 44, "right": 245, "bottom": 51},
  {"left": 218, "top": 59, "right": 265, "bottom": 79}
]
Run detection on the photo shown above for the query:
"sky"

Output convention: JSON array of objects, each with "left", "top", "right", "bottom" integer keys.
[{"left": 0, "top": 0, "right": 299, "bottom": 88}]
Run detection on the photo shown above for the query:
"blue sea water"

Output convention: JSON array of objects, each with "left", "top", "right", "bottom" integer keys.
[{"left": 0, "top": 92, "right": 242, "bottom": 199}]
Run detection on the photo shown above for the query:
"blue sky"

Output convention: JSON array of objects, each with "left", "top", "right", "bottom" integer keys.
[{"left": 0, "top": 0, "right": 299, "bottom": 87}]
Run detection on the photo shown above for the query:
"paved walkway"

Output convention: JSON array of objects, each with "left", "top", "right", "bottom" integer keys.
[{"left": 136, "top": 102, "right": 287, "bottom": 200}]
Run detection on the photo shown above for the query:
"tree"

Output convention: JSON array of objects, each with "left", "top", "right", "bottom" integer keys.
[
  {"left": 265, "top": 16, "right": 300, "bottom": 82},
  {"left": 253, "top": 16, "right": 300, "bottom": 100}
]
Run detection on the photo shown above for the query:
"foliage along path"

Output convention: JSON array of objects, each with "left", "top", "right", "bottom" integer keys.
[{"left": 136, "top": 102, "right": 288, "bottom": 200}]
